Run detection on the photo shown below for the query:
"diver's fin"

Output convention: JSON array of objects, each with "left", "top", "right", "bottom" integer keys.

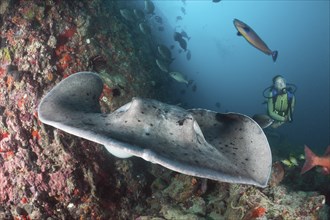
[{"left": 272, "top": 51, "right": 278, "bottom": 62}]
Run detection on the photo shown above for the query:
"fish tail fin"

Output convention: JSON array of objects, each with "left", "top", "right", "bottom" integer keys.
[
  {"left": 301, "top": 145, "right": 318, "bottom": 174},
  {"left": 272, "top": 51, "right": 278, "bottom": 62}
]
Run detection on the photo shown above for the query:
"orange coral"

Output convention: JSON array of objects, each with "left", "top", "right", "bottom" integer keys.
[
  {"left": 243, "top": 206, "right": 266, "bottom": 220},
  {"left": 57, "top": 27, "right": 77, "bottom": 46},
  {"left": 32, "top": 130, "right": 40, "bottom": 140},
  {"left": 58, "top": 53, "right": 72, "bottom": 70},
  {"left": 251, "top": 206, "right": 266, "bottom": 218}
]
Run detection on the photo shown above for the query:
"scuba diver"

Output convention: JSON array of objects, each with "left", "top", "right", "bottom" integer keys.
[{"left": 264, "top": 75, "right": 296, "bottom": 128}]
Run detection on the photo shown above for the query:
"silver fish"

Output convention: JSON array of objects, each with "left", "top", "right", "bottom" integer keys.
[
  {"left": 144, "top": 0, "right": 155, "bottom": 15},
  {"left": 169, "top": 71, "right": 188, "bottom": 84},
  {"left": 139, "top": 22, "right": 151, "bottom": 35},
  {"left": 158, "top": 44, "right": 173, "bottom": 62},
  {"left": 120, "top": 9, "right": 135, "bottom": 22},
  {"left": 155, "top": 59, "right": 169, "bottom": 72},
  {"left": 133, "top": 9, "right": 145, "bottom": 20}
]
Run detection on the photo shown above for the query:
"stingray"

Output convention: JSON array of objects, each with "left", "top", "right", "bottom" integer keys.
[{"left": 38, "top": 72, "right": 272, "bottom": 187}]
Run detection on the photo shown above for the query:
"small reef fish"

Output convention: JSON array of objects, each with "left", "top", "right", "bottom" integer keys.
[
  {"left": 289, "top": 156, "right": 298, "bottom": 166},
  {"left": 181, "top": 7, "right": 186, "bottom": 15},
  {"left": 281, "top": 159, "right": 293, "bottom": 167},
  {"left": 233, "top": 18, "right": 278, "bottom": 62},
  {"left": 144, "top": 0, "right": 155, "bottom": 15},
  {"left": 301, "top": 145, "right": 330, "bottom": 175},
  {"left": 174, "top": 32, "right": 183, "bottom": 41},
  {"left": 155, "top": 59, "right": 169, "bottom": 72},
  {"left": 169, "top": 71, "right": 188, "bottom": 84},
  {"left": 133, "top": 9, "right": 145, "bottom": 20},
  {"left": 158, "top": 44, "right": 173, "bottom": 62},
  {"left": 252, "top": 114, "right": 274, "bottom": 129},
  {"left": 174, "top": 32, "right": 187, "bottom": 51},
  {"left": 154, "top": 15, "right": 163, "bottom": 24},
  {"left": 178, "top": 38, "right": 187, "bottom": 51},
  {"left": 176, "top": 16, "right": 183, "bottom": 22},
  {"left": 139, "top": 23, "right": 151, "bottom": 35},
  {"left": 186, "top": 50, "right": 191, "bottom": 61},
  {"left": 180, "top": 30, "right": 191, "bottom": 40},
  {"left": 120, "top": 9, "right": 135, "bottom": 22}
]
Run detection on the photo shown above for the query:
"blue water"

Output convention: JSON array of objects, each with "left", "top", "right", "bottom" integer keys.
[{"left": 127, "top": 1, "right": 329, "bottom": 151}]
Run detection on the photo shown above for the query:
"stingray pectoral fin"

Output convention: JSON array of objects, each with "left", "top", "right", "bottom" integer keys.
[{"left": 188, "top": 109, "right": 272, "bottom": 187}]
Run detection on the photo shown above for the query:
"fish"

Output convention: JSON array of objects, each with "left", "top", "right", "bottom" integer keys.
[
  {"left": 180, "top": 30, "right": 191, "bottom": 40},
  {"left": 120, "top": 9, "right": 135, "bottom": 22},
  {"left": 155, "top": 59, "right": 169, "bottom": 72},
  {"left": 289, "top": 156, "right": 298, "bottom": 166},
  {"left": 144, "top": 0, "right": 155, "bottom": 15},
  {"left": 233, "top": 18, "right": 278, "bottom": 62},
  {"left": 176, "top": 16, "right": 183, "bottom": 22},
  {"left": 178, "top": 38, "right": 187, "bottom": 51},
  {"left": 281, "top": 159, "right": 293, "bottom": 167},
  {"left": 252, "top": 114, "right": 274, "bottom": 129},
  {"left": 174, "top": 32, "right": 187, "bottom": 51},
  {"left": 181, "top": 7, "right": 186, "bottom": 15},
  {"left": 186, "top": 50, "right": 191, "bottom": 61},
  {"left": 133, "top": 9, "right": 145, "bottom": 20},
  {"left": 301, "top": 145, "right": 330, "bottom": 175},
  {"left": 154, "top": 15, "right": 163, "bottom": 24},
  {"left": 139, "top": 22, "right": 151, "bottom": 35},
  {"left": 158, "top": 44, "right": 173, "bottom": 62},
  {"left": 212, "top": 0, "right": 221, "bottom": 2},
  {"left": 169, "top": 71, "right": 188, "bottom": 84},
  {"left": 174, "top": 32, "right": 183, "bottom": 41}
]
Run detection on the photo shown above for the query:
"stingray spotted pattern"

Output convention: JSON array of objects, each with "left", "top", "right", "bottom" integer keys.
[{"left": 38, "top": 72, "right": 272, "bottom": 187}]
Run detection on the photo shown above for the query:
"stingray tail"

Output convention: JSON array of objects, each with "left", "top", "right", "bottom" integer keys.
[
  {"left": 301, "top": 145, "right": 318, "bottom": 174},
  {"left": 272, "top": 51, "right": 278, "bottom": 62}
]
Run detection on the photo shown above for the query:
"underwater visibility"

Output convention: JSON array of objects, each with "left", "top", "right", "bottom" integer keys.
[{"left": 0, "top": 0, "right": 329, "bottom": 219}]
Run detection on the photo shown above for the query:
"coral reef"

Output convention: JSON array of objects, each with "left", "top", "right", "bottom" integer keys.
[
  {"left": 0, "top": 0, "right": 168, "bottom": 218},
  {"left": 0, "top": 0, "right": 329, "bottom": 219}
]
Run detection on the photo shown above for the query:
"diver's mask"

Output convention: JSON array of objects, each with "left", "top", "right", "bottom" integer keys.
[{"left": 274, "top": 77, "right": 286, "bottom": 91}]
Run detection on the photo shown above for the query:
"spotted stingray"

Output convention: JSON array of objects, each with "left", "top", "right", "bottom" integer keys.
[{"left": 38, "top": 72, "right": 272, "bottom": 187}]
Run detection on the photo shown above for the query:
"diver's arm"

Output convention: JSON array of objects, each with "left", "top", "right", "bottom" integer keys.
[
  {"left": 267, "top": 97, "right": 286, "bottom": 122},
  {"left": 288, "top": 95, "right": 295, "bottom": 121},
  {"left": 291, "top": 96, "right": 295, "bottom": 112}
]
